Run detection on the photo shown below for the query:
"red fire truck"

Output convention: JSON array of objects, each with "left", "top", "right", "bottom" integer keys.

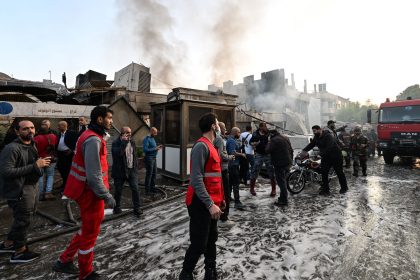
[{"left": 369, "top": 98, "right": 420, "bottom": 164}]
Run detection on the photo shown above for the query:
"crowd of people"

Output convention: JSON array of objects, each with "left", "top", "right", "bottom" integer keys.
[{"left": 0, "top": 106, "right": 377, "bottom": 279}]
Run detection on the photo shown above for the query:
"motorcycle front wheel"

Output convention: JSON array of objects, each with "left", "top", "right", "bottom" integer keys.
[{"left": 287, "top": 170, "right": 306, "bottom": 194}]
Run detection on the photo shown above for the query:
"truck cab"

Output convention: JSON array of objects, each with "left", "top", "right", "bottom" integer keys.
[{"left": 373, "top": 98, "right": 420, "bottom": 164}]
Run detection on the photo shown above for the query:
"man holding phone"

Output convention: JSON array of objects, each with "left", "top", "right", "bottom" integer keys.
[
  {"left": 111, "top": 126, "right": 142, "bottom": 217},
  {"left": 142, "top": 127, "right": 162, "bottom": 195},
  {"left": 0, "top": 120, "right": 50, "bottom": 263}
]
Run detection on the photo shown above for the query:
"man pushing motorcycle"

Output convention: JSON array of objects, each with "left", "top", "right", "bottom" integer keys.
[{"left": 302, "top": 125, "right": 348, "bottom": 195}]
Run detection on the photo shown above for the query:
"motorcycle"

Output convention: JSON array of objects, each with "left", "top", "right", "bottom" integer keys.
[{"left": 287, "top": 152, "right": 337, "bottom": 194}]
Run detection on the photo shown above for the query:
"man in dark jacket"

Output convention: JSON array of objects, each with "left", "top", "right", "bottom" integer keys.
[
  {"left": 266, "top": 130, "right": 293, "bottom": 206},
  {"left": 77, "top": 116, "right": 89, "bottom": 138},
  {"left": 0, "top": 120, "right": 51, "bottom": 263},
  {"left": 56, "top": 121, "right": 78, "bottom": 193},
  {"left": 303, "top": 125, "right": 348, "bottom": 195},
  {"left": 111, "top": 126, "right": 142, "bottom": 217}
]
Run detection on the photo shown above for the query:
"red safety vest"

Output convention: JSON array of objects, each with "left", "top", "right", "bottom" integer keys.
[
  {"left": 63, "top": 129, "right": 109, "bottom": 200},
  {"left": 186, "top": 137, "right": 223, "bottom": 207}
]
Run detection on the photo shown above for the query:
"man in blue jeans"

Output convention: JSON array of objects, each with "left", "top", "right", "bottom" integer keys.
[{"left": 143, "top": 127, "right": 162, "bottom": 195}]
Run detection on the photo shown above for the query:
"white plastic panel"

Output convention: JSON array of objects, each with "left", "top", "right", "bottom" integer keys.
[
  {"left": 165, "top": 147, "right": 180, "bottom": 174},
  {"left": 186, "top": 148, "right": 192, "bottom": 175},
  {"left": 157, "top": 149, "right": 163, "bottom": 169}
]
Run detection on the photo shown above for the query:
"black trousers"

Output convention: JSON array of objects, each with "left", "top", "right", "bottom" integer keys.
[
  {"left": 239, "top": 156, "right": 249, "bottom": 184},
  {"left": 182, "top": 195, "right": 218, "bottom": 273},
  {"left": 57, "top": 150, "right": 74, "bottom": 190},
  {"left": 229, "top": 165, "right": 240, "bottom": 202},
  {"left": 220, "top": 169, "right": 230, "bottom": 221},
  {"left": 274, "top": 166, "right": 288, "bottom": 202},
  {"left": 7, "top": 184, "right": 38, "bottom": 249},
  {"left": 321, "top": 154, "right": 348, "bottom": 191},
  {"left": 113, "top": 170, "right": 141, "bottom": 210}
]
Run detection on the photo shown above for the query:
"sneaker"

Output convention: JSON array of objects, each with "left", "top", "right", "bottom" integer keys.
[
  {"left": 10, "top": 248, "right": 40, "bottom": 263},
  {"left": 179, "top": 270, "right": 194, "bottom": 280},
  {"left": 362, "top": 173, "right": 367, "bottom": 176},
  {"left": 0, "top": 242, "right": 14, "bottom": 253},
  {"left": 113, "top": 207, "right": 122, "bottom": 215},
  {"left": 319, "top": 189, "right": 330, "bottom": 195},
  {"left": 274, "top": 200, "right": 288, "bottom": 207},
  {"left": 84, "top": 271, "right": 102, "bottom": 279},
  {"left": 219, "top": 219, "right": 235, "bottom": 227},
  {"left": 53, "top": 260, "right": 79, "bottom": 274},
  {"left": 339, "top": 187, "right": 348, "bottom": 194},
  {"left": 234, "top": 201, "right": 245, "bottom": 210}
]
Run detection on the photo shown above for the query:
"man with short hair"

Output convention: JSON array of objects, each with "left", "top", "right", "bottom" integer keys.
[
  {"left": 351, "top": 127, "right": 369, "bottom": 177},
  {"left": 303, "top": 125, "right": 348, "bottom": 195},
  {"left": 226, "top": 127, "right": 246, "bottom": 210},
  {"left": 56, "top": 121, "right": 78, "bottom": 192},
  {"left": 0, "top": 120, "right": 51, "bottom": 263},
  {"left": 179, "top": 112, "right": 225, "bottom": 280},
  {"left": 111, "top": 126, "right": 142, "bottom": 217},
  {"left": 143, "top": 127, "right": 162, "bottom": 195},
  {"left": 54, "top": 106, "right": 116, "bottom": 279},
  {"left": 78, "top": 117, "right": 89, "bottom": 138},
  {"left": 239, "top": 125, "right": 254, "bottom": 185},
  {"left": 34, "top": 119, "right": 58, "bottom": 201}
]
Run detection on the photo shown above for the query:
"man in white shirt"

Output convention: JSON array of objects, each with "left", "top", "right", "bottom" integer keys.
[
  {"left": 56, "top": 121, "right": 77, "bottom": 192},
  {"left": 239, "top": 125, "right": 254, "bottom": 186}
]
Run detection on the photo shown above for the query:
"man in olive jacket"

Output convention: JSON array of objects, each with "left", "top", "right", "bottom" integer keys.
[
  {"left": 0, "top": 120, "right": 50, "bottom": 263},
  {"left": 266, "top": 130, "right": 293, "bottom": 206}
]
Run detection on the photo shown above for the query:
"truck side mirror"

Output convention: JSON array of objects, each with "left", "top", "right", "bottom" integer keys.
[{"left": 367, "top": 109, "right": 372, "bottom": 124}]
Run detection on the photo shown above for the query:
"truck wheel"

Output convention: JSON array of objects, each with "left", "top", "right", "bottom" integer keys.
[{"left": 383, "top": 151, "right": 394, "bottom": 164}]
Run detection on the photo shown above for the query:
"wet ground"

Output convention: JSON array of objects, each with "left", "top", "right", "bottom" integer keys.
[{"left": 0, "top": 156, "right": 419, "bottom": 280}]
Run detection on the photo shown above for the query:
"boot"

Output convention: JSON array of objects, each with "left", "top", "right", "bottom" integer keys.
[
  {"left": 204, "top": 267, "right": 218, "bottom": 280},
  {"left": 179, "top": 270, "right": 194, "bottom": 280},
  {"left": 233, "top": 185, "right": 245, "bottom": 210},
  {"left": 270, "top": 179, "right": 276, "bottom": 197},
  {"left": 249, "top": 178, "right": 256, "bottom": 196}
]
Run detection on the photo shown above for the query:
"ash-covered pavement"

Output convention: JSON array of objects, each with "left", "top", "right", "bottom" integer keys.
[{"left": 1, "top": 157, "right": 419, "bottom": 280}]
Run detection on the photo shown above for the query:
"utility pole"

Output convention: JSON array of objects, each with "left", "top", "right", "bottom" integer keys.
[{"left": 48, "top": 70, "right": 51, "bottom": 81}]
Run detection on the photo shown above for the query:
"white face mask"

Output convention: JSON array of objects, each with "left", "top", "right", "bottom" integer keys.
[{"left": 103, "top": 132, "right": 111, "bottom": 141}]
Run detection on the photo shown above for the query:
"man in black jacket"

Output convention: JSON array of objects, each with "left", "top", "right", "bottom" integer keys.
[
  {"left": 0, "top": 120, "right": 51, "bottom": 263},
  {"left": 56, "top": 121, "right": 78, "bottom": 193},
  {"left": 266, "top": 130, "right": 293, "bottom": 206},
  {"left": 111, "top": 126, "right": 142, "bottom": 217},
  {"left": 303, "top": 125, "right": 348, "bottom": 195}
]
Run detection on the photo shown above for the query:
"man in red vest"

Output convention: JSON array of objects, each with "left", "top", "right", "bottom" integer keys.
[
  {"left": 179, "top": 112, "right": 225, "bottom": 280},
  {"left": 53, "top": 106, "right": 116, "bottom": 280}
]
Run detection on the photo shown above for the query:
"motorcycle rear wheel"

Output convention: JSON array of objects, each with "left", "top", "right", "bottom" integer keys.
[{"left": 287, "top": 170, "right": 306, "bottom": 194}]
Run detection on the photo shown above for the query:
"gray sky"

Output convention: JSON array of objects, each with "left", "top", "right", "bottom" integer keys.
[{"left": 1, "top": 0, "right": 419, "bottom": 105}]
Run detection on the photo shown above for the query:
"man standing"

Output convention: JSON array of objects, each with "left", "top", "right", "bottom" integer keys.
[
  {"left": 111, "top": 126, "right": 142, "bottom": 217},
  {"left": 239, "top": 125, "right": 254, "bottom": 186},
  {"left": 249, "top": 122, "right": 276, "bottom": 197},
  {"left": 303, "top": 125, "right": 348, "bottom": 195},
  {"left": 351, "top": 127, "right": 369, "bottom": 177},
  {"left": 179, "top": 113, "right": 224, "bottom": 280},
  {"left": 226, "top": 127, "right": 246, "bottom": 210},
  {"left": 34, "top": 119, "right": 58, "bottom": 201},
  {"left": 78, "top": 116, "right": 89, "bottom": 138},
  {"left": 325, "top": 120, "right": 347, "bottom": 142},
  {"left": 338, "top": 129, "right": 352, "bottom": 168},
  {"left": 56, "top": 121, "right": 78, "bottom": 192},
  {"left": 214, "top": 122, "right": 234, "bottom": 223},
  {"left": 265, "top": 130, "right": 293, "bottom": 206},
  {"left": 53, "top": 106, "right": 116, "bottom": 279},
  {"left": 143, "top": 127, "right": 162, "bottom": 195},
  {"left": 0, "top": 120, "right": 50, "bottom": 263}
]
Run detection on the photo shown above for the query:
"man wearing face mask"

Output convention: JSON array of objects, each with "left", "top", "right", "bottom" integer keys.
[
  {"left": 350, "top": 126, "right": 369, "bottom": 177},
  {"left": 54, "top": 106, "right": 116, "bottom": 279},
  {"left": 179, "top": 112, "right": 225, "bottom": 280},
  {"left": 303, "top": 125, "right": 348, "bottom": 195}
]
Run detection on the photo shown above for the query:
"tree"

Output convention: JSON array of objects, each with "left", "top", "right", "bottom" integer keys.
[
  {"left": 396, "top": 84, "right": 420, "bottom": 100},
  {"left": 336, "top": 102, "right": 378, "bottom": 124}
]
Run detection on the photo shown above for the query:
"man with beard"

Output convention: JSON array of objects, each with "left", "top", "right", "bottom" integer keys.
[
  {"left": 0, "top": 120, "right": 50, "bottom": 263},
  {"left": 350, "top": 127, "right": 369, "bottom": 177},
  {"left": 143, "top": 127, "right": 162, "bottom": 195},
  {"left": 179, "top": 113, "right": 224, "bottom": 280},
  {"left": 338, "top": 128, "right": 352, "bottom": 168},
  {"left": 34, "top": 119, "right": 58, "bottom": 201},
  {"left": 53, "top": 106, "right": 116, "bottom": 279},
  {"left": 303, "top": 125, "right": 348, "bottom": 195},
  {"left": 77, "top": 116, "right": 89, "bottom": 138}
]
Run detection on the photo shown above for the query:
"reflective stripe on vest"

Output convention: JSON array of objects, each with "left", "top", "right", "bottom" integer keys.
[{"left": 204, "top": 172, "right": 221, "bottom": 177}]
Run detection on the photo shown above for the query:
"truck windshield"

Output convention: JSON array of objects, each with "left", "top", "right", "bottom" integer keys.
[{"left": 379, "top": 105, "right": 420, "bottom": 123}]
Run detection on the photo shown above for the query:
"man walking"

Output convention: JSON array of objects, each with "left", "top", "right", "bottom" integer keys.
[
  {"left": 226, "top": 127, "right": 246, "bottom": 210},
  {"left": 53, "top": 106, "right": 116, "bottom": 279},
  {"left": 143, "top": 127, "right": 162, "bottom": 195},
  {"left": 34, "top": 119, "right": 58, "bottom": 201},
  {"left": 249, "top": 122, "right": 276, "bottom": 197},
  {"left": 338, "top": 128, "right": 352, "bottom": 168},
  {"left": 266, "top": 130, "right": 293, "bottom": 206},
  {"left": 239, "top": 125, "right": 254, "bottom": 186},
  {"left": 351, "top": 127, "right": 369, "bottom": 177},
  {"left": 56, "top": 121, "right": 78, "bottom": 192},
  {"left": 303, "top": 125, "right": 348, "bottom": 195},
  {"left": 0, "top": 120, "right": 50, "bottom": 263},
  {"left": 111, "top": 126, "right": 142, "bottom": 217},
  {"left": 179, "top": 113, "right": 224, "bottom": 280}
]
